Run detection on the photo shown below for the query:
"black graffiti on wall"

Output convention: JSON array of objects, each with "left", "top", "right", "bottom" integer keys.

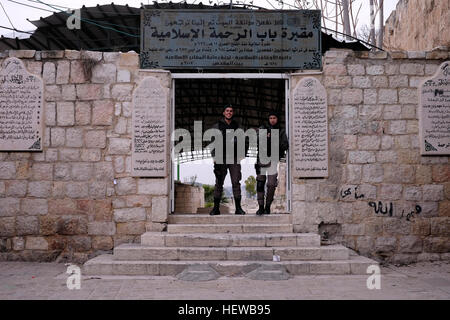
[
  {"left": 367, "top": 201, "right": 422, "bottom": 222},
  {"left": 340, "top": 186, "right": 365, "bottom": 199}
]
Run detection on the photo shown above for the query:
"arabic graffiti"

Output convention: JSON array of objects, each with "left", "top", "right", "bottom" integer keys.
[
  {"left": 141, "top": 10, "right": 321, "bottom": 69},
  {"left": 339, "top": 186, "right": 422, "bottom": 222},
  {"left": 340, "top": 186, "right": 365, "bottom": 199},
  {"left": 367, "top": 201, "right": 422, "bottom": 222}
]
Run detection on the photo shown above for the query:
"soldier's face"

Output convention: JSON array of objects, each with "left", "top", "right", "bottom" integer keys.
[
  {"left": 223, "top": 107, "right": 234, "bottom": 120},
  {"left": 269, "top": 115, "right": 278, "bottom": 126}
]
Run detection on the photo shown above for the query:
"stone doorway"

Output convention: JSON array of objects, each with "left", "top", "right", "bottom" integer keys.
[{"left": 170, "top": 74, "right": 291, "bottom": 214}]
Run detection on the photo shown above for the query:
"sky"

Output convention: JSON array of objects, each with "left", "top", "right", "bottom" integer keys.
[{"left": 0, "top": 0, "right": 400, "bottom": 187}]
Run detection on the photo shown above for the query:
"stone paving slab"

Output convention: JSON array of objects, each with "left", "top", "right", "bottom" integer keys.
[{"left": 1, "top": 261, "right": 450, "bottom": 299}]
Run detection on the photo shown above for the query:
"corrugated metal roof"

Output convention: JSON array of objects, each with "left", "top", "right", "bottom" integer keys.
[{"left": 0, "top": 3, "right": 370, "bottom": 52}]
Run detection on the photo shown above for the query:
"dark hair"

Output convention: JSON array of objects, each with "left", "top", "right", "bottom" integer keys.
[
  {"left": 223, "top": 104, "right": 233, "bottom": 112},
  {"left": 268, "top": 111, "right": 280, "bottom": 119}
]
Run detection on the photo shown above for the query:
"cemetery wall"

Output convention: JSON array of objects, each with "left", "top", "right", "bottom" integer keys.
[{"left": 0, "top": 48, "right": 448, "bottom": 264}]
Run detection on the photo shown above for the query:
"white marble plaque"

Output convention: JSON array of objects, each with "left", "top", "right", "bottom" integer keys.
[
  {"left": 0, "top": 57, "right": 43, "bottom": 151},
  {"left": 419, "top": 61, "right": 450, "bottom": 155},
  {"left": 291, "top": 77, "right": 329, "bottom": 177},
  {"left": 131, "top": 76, "right": 168, "bottom": 177}
]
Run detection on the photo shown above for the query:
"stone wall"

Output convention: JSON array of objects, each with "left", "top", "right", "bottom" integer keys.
[
  {"left": 0, "top": 50, "right": 170, "bottom": 263},
  {"left": 291, "top": 48, "right": 450, "bottom": 265},
  {"left": 174, "top": 182, "right": 205, "bottom": 213},
  {"left": 0, "top": 48, "right": 449, "bottom": 265},
  {"left": 384, "top": 0, "right": 450, "bottom": 51}
]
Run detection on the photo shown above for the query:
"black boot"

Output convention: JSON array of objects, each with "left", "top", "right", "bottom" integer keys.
[
  {"left": 256, "top": 204, "right": 265, "bottom": 216},
  {"left": 234, "top": 197, "right": 246, "bottom": 215},
  {"left": 209, "top": 198, "right": 221, "bottom": 216},
  {"left": 264, "top": 201, "right": 272, "bottom": 215}
]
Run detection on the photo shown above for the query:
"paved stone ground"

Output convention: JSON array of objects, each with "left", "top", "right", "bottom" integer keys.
[{"left": 0, "top": 260, "right": 449, "bottom": 300}]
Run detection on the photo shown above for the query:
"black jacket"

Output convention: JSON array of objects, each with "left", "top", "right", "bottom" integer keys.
[
  {"left": 210, "top": 118, "right": 248, "bottom": 164},
  {"left": 256, "top": 122, "right": 289, "bottom": 166}
]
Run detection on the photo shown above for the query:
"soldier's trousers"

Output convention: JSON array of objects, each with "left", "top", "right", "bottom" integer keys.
[
  {"left": 213, "top": 163, "right": 242, "bottom": 199},
  {"left": 256, "top": 164, "right": 278, "bottom": 206}
]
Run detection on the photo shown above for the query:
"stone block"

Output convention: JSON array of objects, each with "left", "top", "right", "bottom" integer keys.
[
  {"left": 65, "top": 50, "right": 80, "bottom": 59},
  {"left": 342, "top": 224, "right": 364, "bottom": 236},
  {"left": 362, "top": 164, "right": 383, "bottom": 183},
  {"left": 12, "top": 237, "right": 25, "bottom": 251},
  {"left": 92, "top": 100, "right": 114, "bottom": 125},
  {"left": 91, "top": 63, "right": 116, "bottom": 83},
  {"left": 45, "top": 85, "right": 61, "bottom": 101},
  {"left": 65, "top": 182, "right": 89, "bottom": 198},
  {"left": 348, "top": 151, "right": 375, "bottom": 164},
  {"left": 56, "top": 60, "right": 70, "bottom": 84},
  {"left": 28, "top": 181, "right": 52, "bottom": 198},
  {"left": 399, "top": 88, "right": 417, "bottom": 104},
  {"left": 424, "top": 237, "right": 450, "bottom": 253},
  {"left": 422, "top": 185, "right": 444, "bottom": 201},
  {"left": 16, "top": 216, "right": 39, "bottom": 235},
  {"left": 117, "top": 69, "right": 131, "bottom": 82},
  {"left": 88, "top": 222, "right": 116, "bottom": 235},
  {"left": 54, "top": 163, "right": 71, "bottom": 181},
  {"left": 66, "top": 128, "right": 83, "bottom": 147},
  {"left": 378, "top": 89, "right": 397, "bottom": 104},
  {"left": 76, "top": 84, "right": 104, "bottom": 100},
  {"left": 357, "top": 135, "right": 380, "bottom": 150},
  {"left": 389, "top": 75, "right": 409, "bottom": 88},
  {"left": 21, "top": 199, "right": 48, "bottom": 216},
  {"left": 379, "top": 184, "right": 403, "bottom": 200},
  {"left": 115, "top": 177, "right": 137, "bottom": 195},
  {"left": 6, "top": 180, "right": 27, "bottom": 197},
  {"left": 45, "top": 102, "right": 56, "bottom": 126},
  {"left": 57, "top": 216, "right": 88, "bottom": 235},
  {"left": 56, "top": 102, "right": 75, "bottom": 126},
  {"left": 114, "top": 207, "right": 146, "bottom": 222},
  {"left": 84, "top": 130, "right": 106, "bottom": 149},
  {"left": 400, "top": 63, "right": 424, "bottom": 75},
  {"left": 41, "top": 51, "right": 64, "bottom": 59},
  {"left": 430, "top": 218, "right": 450, "bottom": 236},
  {"left": 43, "top": 62, "right": 55, "bottom": 84},
  {"left": 0, "top": 217, "right": 15, "bottom": 236},
  {"left": 366, "top": 65, "right": 384, "bottom": 75},
  {"left": 92, "top": 236, "right": 114, "bottom": 250},
  {"left": 152, "top": 196, "right": 168, "bottom": 223},
  {"left": 389, "top": 120, "right": 406, "bottom": 134},
  {"left": 81, "top": 149, "right": 101, "bottom": 162},
  {"left": 75, "top": 101, "right": 91, "bottom": 125},
  {"left": 0, "top": 162, "right": 16, "bottom": 179},
  {"left": 71, "top": 162, "right": 93, "bottom": 181},
  {"left": 375, "top": 237, "right": 397, "bottom": 252},
  {"left": 68, "top": 236, "right": 92, "bottom": 251},
  {"left": 108, "top": 138, "right": 131, "bottom": 154},
  {"left": 111, "top": 84, "right": 134, "bottom": 101},
  {"left": 25, "top": 237, "right": 48, "bottom": 250},
  {"left": 432, "top": 165, "right": 449, "bottom": 183},
  {"left": 119, "top": 52, "right": 139, "bottom": 67},
  {"left": 347, "top": 64, "right": 365, "bottom": 75},
  {"left": 116, "top": 222, "right": 146, "bottom": 235},
  {"left": 342, "top": 88, "right": 363, "bottom": 104},
  {"left": 439, "top": 201, "right": 450, "bottom": 217},
  {"left": 94, "top": 162, "right": 114, "bottom": 181}
]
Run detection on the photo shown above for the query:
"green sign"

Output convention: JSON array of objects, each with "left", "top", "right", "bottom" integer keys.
[{"left": 141, "top": 9, "right": 321, "bottom": 69}]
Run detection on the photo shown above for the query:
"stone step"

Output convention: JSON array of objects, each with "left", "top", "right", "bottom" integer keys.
[
  {"left": 167, "top": 224, "right": 293, "bottom": 234},
  {"left": 113, "top": 244, "right": 349, "bottom": 261},
  {"left": 141, "top": 232, "right": 320, "bottom": 247},
  {"left": 83, "top": 254, "right": 378, "bottom": 276},
  {"left": 168, "top": 214, "right": 291, "bottom": 224}
]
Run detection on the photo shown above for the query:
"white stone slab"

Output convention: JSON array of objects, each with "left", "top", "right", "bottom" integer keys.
[
  {"left": 419, "top": 61, "right": 450, "bottom": 155},
  {"left": 0, "top": 57, "right": 44, "bottom": 151},
  {"left": 291, "top": 77, "right": 329, "bottom": 177},
  {"left": 131, "top": 76, "right": 169, "bottom": 176}
]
